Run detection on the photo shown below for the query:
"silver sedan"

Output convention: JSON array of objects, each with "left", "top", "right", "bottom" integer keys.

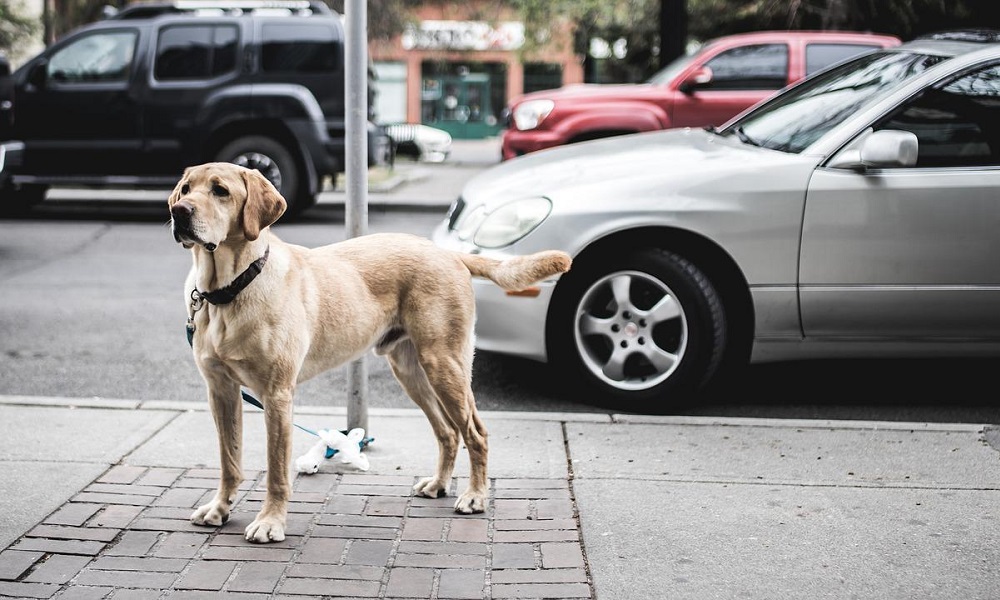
[{"left": 432, "top": 30, "right": 1000, "bottom": 411}]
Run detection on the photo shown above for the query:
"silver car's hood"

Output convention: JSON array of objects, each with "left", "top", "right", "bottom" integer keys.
[{"left": 463, "top": 128, "right": 785, "bottom": 208}]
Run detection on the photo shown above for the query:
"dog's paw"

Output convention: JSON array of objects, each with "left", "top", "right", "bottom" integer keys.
[
  {"left": 454, "top": 489, "right": 487, "bottom": 514},
  {"left": 190, "top": 500, "right": 231, "bottom": 527},
  {"left": 245, "top": 514, "right": 286, "bottom": 543},
  {"left": 413, "top": 477, "right": 448, "bottom": 499}
]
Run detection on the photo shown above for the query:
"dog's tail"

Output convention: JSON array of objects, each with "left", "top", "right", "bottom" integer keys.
[{"left": 458, "top": 250, "right": 572, "bottom": 291}]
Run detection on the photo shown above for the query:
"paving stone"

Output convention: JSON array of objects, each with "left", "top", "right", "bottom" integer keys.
[
  {"left": 72, "top": 493, "right": 155, "bottom": 507},
  {"left": 536, "top": 498, "right": 575, "bottom": 520},
  {"left": 24, "top": 554, "right": 93, "bottom": 584},
  {"left": 227, "top": 561, "right": 286, "bottom": 594},
  {"left": 345, "top": 540, "right": 393, "bottom": 566},
  {"left": 392, "top": 554, "right": 485, "bottom": 569},
  {"left": 27, "top": 525, "right": 119, "bottom": 543},
  {"left": 295, "top": 537, "right": 347, "bottom": 564},
  {"left": 491, "top": 568, "right": 589, "bottom": 584},
  {"left": 98, "top": 466, "right": 148, "bottom": 485},
  {"left": 89, "top": 505, "right": 145, "bottom": 530},
  {"left": 210, "top": 533, "right": 300, "bottom": 549},
  {"left": 103, "top": 531, "right": 160, "bottom": 557},
  {"left": 292, "top": 473, "right": 339, "bottom": 494},
  {"left": 385, "top": 567, "right": 433, "bottom": 598},
  {"left": 495, "top": 488, "right": 572, "bottom": 499},
  {"left": 400, "top": 518, "right": 446, "bottom": 541},
  {"left": 174, "top": 560, "right": 238, "bottom": 591},
  {"left": 150, "top": 532, "right": 208, "bottom": 559},
  {"left": 44, "top": 503, "right": 102, "bottom": 527},
  {"left": 128, "top": 517, "right": 208, "bottom": 533},
  {"left": 13, "top": 538, "right": 106, "bottom": 556},
  {"left": 448, "top": 519, "right": 488, "bottom": 543},
  {"left": 105, "top": 590, "right": 162, "bottom": 599},
  {"left": 0, "top": 581, "right": 60, "bottom": 599},
  {"left": 494, "top": 529, "right": 579, "bottom": 542},
  {"left": 366, "top": 497, "right": 408, "bottom": 516},
  {"left": 200, "top": 546, "right": 294, "bottom": 562},
  {"left": 397, "top": 541, "right": 487, "bottom": 556},
  {"left": 135, "top": 467, "right": 185, "bottom": 488},
  {"left": 153, "top": 488, "right": 210, "bottom": 508},
  {"left": 540, "top": 542, "right": 585, "bottom": 568},
  {"left": 311, "top": 525, "right": 397, "bottom": 539},
  {"left": 438, "top": 568, "right": 485, "bottom": 599},
  {"left": 86, "top": 483, "right": 164, "bottom": 497},
  {"left": 89, "top": 556, "right": 188, "bottom": 572},
  {"left": 493, "top": 500, "right": 531, "bottom": 520},
  {"left": 278, "top": 577, "right": 380, "bottom": 597},
  {"left": 336, "top": 484, "right": 411, "bottom": 496},
  {"left": 74, "top": 569, "right": 178, "bottom": 588},
  {"left": 495, "top": 479, "right": 569, "bottom": 490},
  {"left": 326, "top": 496, "right": 365, "bottom": 515},
  {"left": 286, "top": 564, "right": 383, "bottom": 580},
  {"left": 492, "top": 543, "right": 536, "bottom": 569},
  {"left": 0, "top": 549, "right": 43, "bottom": 580},
  {"left": 495, "top": 518, "right": 577, "bottom": 531},
  {"left": 53, "top": 585, "right": 113, "bottom": 599},
  {"left": 341, "top": 474, "right": 414, "bottom": 486},
  {"left": 492, "top": 582, "right": 591, "bottom": 598},
  {"left": 317, "top": 514, "right": 401, "bottom": 529},
  {"left": 167, "top": 591, "right": 269, "bottom": 599}
]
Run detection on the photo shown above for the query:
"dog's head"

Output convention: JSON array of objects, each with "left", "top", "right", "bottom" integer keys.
[{"left": 168, "top": 162, "right": 287, "bottom": 251}]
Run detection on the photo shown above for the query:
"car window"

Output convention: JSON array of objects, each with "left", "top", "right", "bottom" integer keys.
[
  {"left": 876, "top": 62, "right": 1000, "bottom": 167},
  {"left": 805, "top": 43, "right": 882, "bottom": 76},
  {"left": 154, "top": 24, "right": 239, "bottom": 81},
  {"left": 702, "top": 43, "right": 787, "bottom": 90},
  {"left": 47, "top": 30, "right": 137, "bottom": 83},
  {"left": 726, "top": 50, "right": 946, "bottom": 153},
  {"left": 261, "top": 22, "right": 339, "bottom": 73}
]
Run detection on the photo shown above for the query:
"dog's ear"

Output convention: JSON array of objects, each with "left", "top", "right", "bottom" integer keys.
[{"left": 241, "top": 168, "right": 288, "bottom": 241}]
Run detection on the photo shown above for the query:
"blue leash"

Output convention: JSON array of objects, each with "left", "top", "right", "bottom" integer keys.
[{"left": 186, "top": 324, "right": 372, "bottom": 459}]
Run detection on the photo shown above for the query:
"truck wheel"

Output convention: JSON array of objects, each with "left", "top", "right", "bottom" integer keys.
[
  {"left": 215, "top": 136, "right": 314, "bottom": 217},
  {"left": 0, "top": 183, "right": 48, "bottom": 215},
  {"left": 547, "top": 248, "right": 727, "bottom": 412}
]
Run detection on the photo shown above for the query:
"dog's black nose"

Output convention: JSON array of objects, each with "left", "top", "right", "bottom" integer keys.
[{"left": 171, "top": 201, "right": 193, "bottom": 225}]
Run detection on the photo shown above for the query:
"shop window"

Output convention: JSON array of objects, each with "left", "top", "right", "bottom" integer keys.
[{"left": 524, "top": 62, "right": 562, "bottom": 93}]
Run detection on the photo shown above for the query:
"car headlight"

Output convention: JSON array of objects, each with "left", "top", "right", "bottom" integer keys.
[
  {"left": 512, "top": 99, "right": 555, "bottom": 131},
  {"left": 455, "top": 197, "right": 553, "bottom": 248}
]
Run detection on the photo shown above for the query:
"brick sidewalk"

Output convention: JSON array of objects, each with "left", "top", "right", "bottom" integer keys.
[{"left": 0, "top": 466, "right": 593, "bottom": 599}]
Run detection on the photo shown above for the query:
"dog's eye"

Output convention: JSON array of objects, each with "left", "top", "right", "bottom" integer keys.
[
  {"left": 212, "top": 184, "right": 229, "bottom": 197},
  {"left": 181, "top": 184, "right": 189, "bottom": 195}
]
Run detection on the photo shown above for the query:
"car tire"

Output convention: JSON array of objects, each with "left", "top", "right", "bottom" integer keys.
[
  {"left": 548, "top": 248, "right": 727, "bottom": 411},
  {"left": 215, "top": 136, "right": 314, "bottom": 217},
  {"left": 0, "top": 183, "right": 48, "bottom": 215}
]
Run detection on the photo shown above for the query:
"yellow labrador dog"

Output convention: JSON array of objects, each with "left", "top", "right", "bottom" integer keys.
[{"left": 168, "top": 163, "right": 571, "bottom": 543}]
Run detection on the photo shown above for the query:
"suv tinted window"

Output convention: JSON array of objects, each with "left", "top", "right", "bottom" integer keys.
[
  {"left": 154, "top": 24, "right": 238, "bottom": 80},
  {"left": 48, "top": 30, "right": 137, "bottom": 83},
  {"left": 704, "top": 43, "right": 787, "bottom": 90},
  {"left": 262, "top": 23, "right": 338, "bottom": 73},
  {"left": 877, "top": 62, "right": 1000, "bottom": 167},
  {"left": 806, "top": 43, "right": 880, "bottom": 75}
]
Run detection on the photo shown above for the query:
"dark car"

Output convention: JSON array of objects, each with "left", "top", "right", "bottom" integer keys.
[{"left": 0, "top": 0, "right": 390, "bottom": 215}]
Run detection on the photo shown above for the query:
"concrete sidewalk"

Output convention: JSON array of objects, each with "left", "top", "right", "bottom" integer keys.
[{"left": 1, "top": 394, "right": 998, "bottom": 599}]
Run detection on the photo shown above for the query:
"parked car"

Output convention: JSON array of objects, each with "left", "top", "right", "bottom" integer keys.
[
  {"left": 0, "top": 0, "right": 391, "bottom": 215},
  {"left": 433, "top": 29, "right": 1000, "bottom": 411},
  {"left": 501, "top": 30, "right": 901, "bottom": 161},
  {"left": 384, "top": 123, "right": 452, "bottom": 163}
]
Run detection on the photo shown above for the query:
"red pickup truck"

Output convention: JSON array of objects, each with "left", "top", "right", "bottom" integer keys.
[{"left": 501, "top": 30, "right": 901, "bottom": 160}]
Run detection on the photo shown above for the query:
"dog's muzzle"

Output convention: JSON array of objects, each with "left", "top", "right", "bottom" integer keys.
[{"left": 170, "top": 201, "right": 216, "bottom": 251}]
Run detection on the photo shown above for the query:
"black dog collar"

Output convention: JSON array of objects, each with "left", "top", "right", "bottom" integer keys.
[{"left": 196, "top": 246, "right": 270, "bottom": 306}]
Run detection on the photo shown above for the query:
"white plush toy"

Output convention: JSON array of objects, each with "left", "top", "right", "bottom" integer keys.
[{"left": 295, "top": 428, "right": 370, "bottom": 474}]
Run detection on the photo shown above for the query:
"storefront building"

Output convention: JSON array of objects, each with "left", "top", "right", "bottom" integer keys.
[{"left": 369, "top": 5, "right": 582, "bottom": 139}]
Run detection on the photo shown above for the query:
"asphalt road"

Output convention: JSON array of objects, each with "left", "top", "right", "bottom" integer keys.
[{"left": 2, "top": 148, "right": 999, "bottom": 424}]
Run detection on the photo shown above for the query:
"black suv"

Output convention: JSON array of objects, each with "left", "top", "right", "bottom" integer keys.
[{"left": 0, "top": 0, "right": 390, "bottom": 215}]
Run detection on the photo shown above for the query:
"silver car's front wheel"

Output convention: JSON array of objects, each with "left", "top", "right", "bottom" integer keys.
[{"left": 549, "top": 248, "right": 727, "bottom": 410}]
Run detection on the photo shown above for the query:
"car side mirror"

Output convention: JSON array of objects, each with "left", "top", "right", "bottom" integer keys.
[
  {"left": 827, "top": 130, "right": 918, "bottom": 170},
  {"left": 678, "top": 66, "right": 713, "bottom": 94},
  {"left": 27, "top": 59, "right": 48, "bottom": 89}
]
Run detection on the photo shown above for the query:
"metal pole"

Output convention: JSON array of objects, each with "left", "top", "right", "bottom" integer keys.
[{"left": 345, "top": 0, "right": 369, "bottom": 433}]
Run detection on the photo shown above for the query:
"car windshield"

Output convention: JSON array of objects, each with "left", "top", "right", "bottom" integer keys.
[{"left": 720, "top": 50, "right": 948, "bottom": 153}]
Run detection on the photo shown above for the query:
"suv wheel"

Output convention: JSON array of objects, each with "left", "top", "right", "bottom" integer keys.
[
  {"left": 216, "top": 136, "right": 314, "bottom": 216},
  {"left": 548, "top": 248, "right": 727, "bottom": 411}
]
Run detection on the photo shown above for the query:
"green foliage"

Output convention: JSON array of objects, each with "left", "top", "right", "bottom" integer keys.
[{"left": 0, "top": 0, "right": 40, "bottom": 60}]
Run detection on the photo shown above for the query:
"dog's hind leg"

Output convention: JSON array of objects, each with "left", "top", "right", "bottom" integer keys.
[
  {"left": 390, "top": 340, "right": 489, "bottom": 514},
  {"left": 387, "top": 341, "right": 463, "bottom": 502},
  {"left": 191, "top": 371, "right": 243, "bottom": 529}
]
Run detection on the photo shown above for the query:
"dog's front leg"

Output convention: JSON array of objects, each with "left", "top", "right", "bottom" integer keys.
[
  {"left": 191, "top": 374, "right": 243, "bottom": 528},
  {"left": 245, "top": 388, "right": 293, "bottom": 543}
]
